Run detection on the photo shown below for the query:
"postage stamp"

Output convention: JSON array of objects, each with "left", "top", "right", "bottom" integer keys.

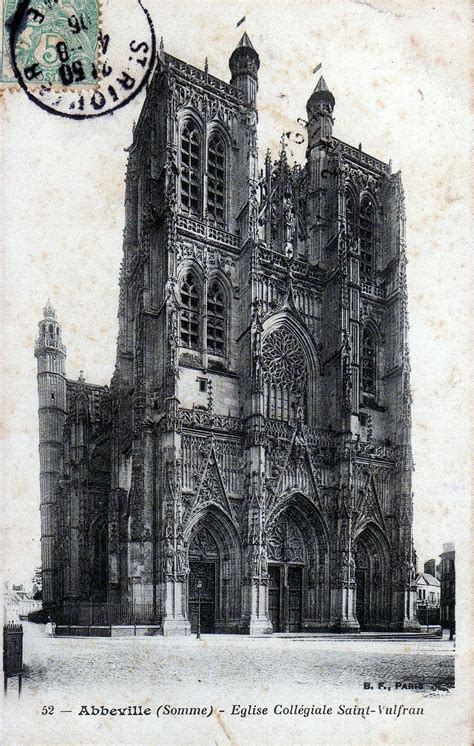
[
  {"left": 2, "top": 0, "right": 156, "bottom": 118},
  {"left": 1, "top": 0, "right": 100, "bottom": 85}
]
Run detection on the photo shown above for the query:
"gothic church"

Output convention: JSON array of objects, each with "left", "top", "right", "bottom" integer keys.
[{"left": 35, "top": 34, "right": 420, "bottom": 634}]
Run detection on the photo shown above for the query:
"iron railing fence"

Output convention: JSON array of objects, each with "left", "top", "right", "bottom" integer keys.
[{"left": 55, "top": 602, "right": 157, "bottom": 627}]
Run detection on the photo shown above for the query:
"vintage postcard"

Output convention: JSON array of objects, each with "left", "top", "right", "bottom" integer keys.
[{"left": 1, "top": 1, "right": 471, "bottom": 744}]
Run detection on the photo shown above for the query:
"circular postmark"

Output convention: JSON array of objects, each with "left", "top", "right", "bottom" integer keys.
[{"left": 6, "top": 0, "right": 156, "bottom": 118}]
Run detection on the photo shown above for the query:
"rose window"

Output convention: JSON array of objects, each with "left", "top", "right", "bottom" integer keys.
[{"left": 261, "top": 330, "right": 307, "bottom": 421}]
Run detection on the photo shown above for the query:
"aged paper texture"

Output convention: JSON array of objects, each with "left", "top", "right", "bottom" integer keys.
[{"left": 1, "top": 1, "right": 472, "bottom": 744}]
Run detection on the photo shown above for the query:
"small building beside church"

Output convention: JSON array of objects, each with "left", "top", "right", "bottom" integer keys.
[
  {"left": 415, "top": 572, "right": 440, "bottom": 625},
  {"left": 439, "top": 543, "right": 455, "bottom": 630}
]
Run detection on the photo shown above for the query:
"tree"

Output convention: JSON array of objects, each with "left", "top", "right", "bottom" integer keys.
[{"left": 32, "top": 564, "right": 42, "bottom": 599}]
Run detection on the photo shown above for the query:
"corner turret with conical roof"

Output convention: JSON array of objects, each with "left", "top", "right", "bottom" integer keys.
[
  {"left": 306, "top": 75, "right": 335, "bottom": 149},
  {"left": 229, "top": 32, "right": 260, "bottom": 106}
]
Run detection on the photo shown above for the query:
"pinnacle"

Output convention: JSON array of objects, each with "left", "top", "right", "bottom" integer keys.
[
  {"left": 237, "top": 31, "right": 254, "bottom": 50},
  {"left": 43, "top": 299, "right": 56, "bottom": 319},
  {"left": 314, "top": 75, "right": 329, "bottom": 94}
]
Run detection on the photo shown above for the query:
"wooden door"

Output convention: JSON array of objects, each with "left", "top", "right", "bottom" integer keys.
[
  {"left": 189, "top": 561, "right": 216, "bottom": 633},
  {"left": 268, "top": 565, "right": 281, "bottom": 632},
  {"left": 288, "top": 566, "right": 303, "bottom": 632}
]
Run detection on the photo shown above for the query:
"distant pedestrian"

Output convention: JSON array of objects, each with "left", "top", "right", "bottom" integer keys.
[{"left": 45, "top": 616, "right": 54, "bottom": 637}]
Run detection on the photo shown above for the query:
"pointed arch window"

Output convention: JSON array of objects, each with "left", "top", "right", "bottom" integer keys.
[
  {"left": 345, "top": 191, "right": 356, "bottom": 241},
  {"left": 180, "top": 122, "right": 201, "bottom": 216},
  {"left": 361, "top": 327, "right": 376, "bottom": 396},
  {"left": 360, "top": 196, "right": 375, "bottom": 280},
  {"left": 261, "top": 329, "right": 307, "bottom": 422},
  {"left": 207, "top": 280, "right": 226, "bottom": 355},
  {"left": 179, "top": 272, "right": 200, "bottom": 350},
  {"left": 207, "top": 133, "right": 225, "bottom": 224}
]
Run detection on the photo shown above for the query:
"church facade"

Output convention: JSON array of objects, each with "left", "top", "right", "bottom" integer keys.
[{"left": 35, "top": 34, "right": 420, "bottom": 634}]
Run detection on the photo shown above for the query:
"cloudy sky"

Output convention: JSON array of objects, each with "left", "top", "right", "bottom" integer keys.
[{"left": 1, "top": 0, "right": 471, "bottom": 586}]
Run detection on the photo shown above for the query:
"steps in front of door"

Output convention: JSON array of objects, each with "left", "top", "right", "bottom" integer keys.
[{"left": 257, "top": 631, "right": 443, "bottom": 640}]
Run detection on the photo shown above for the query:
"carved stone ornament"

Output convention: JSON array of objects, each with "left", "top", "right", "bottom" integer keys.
[
  {"left": 189, "top": 527, "right": 219, "bottom": 559},
  {"left": 266, "top": 514, "right": 304, "bottom": 563},
  {"left": 261, "top": 329, "right": 307, "bottom": 396}
]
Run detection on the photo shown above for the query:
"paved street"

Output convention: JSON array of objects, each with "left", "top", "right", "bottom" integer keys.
[
  {"left": 3, "top": 623, "right": 459, "bottom": 746},
  {"left": 17, "top": 622, "right": 454, "bottom": 696}
]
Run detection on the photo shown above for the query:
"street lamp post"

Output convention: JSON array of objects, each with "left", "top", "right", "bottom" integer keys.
[
  {"left": 449, "top": 603, "right": 455, "bottom": 641},
  {"left": 196, "top": 580, "right": 203, "bottom": 640}
]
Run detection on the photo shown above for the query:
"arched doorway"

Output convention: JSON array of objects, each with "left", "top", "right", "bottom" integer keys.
[
  {"left": 353, "top": 524, "right": 390, "bottom": 630},
  {"left": 188, "top": 528, "right": 219, "bottom": 633},
  {"left": 267, "top": 512, "right": 305, "bottom": 632},
  {"left": 266, "top": 495, "right": 330, "bottom": 632},
  {"left": 186, "top": 506, "right": 242, "bottom": 633}
]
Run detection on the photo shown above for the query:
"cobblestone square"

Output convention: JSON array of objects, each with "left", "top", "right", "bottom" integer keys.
[
  {"left": 17, "top": 623, "right": 454, "bottom": 695},
  {"left": 3, "top": 624, "right": 459, "bottom": 746}
]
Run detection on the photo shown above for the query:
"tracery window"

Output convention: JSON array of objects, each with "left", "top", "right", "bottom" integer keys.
[
  {"left": 207, "top": 280, "right": 226, "bottom": 356},
  {"left": 207, "top": 133, "right": 225, "bottom": 224},
  {"left": 179, "top": 272, "right": 200, "bottom": 350},
  {"left": 180, "top": 122, "right": 200, "bottom": 216},
  {"left": 360, "top": 196, "right": 375, "bottom": 280},
  {"left": 345, "top": 191, "right": 356, "bottom": 240},
  {"left": 361, "top": 327, "right": 376, "bottom": 396},
  {"left": 267, "top": 514, "right": 304, "bottom": 563},
  {"left": 261, "top": 329, "right": 307, "bottom": 422}
]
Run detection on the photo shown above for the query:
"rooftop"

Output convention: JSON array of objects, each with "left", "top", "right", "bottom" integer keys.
[{"left": 416, "top": 573, "right": 440, "bottom": 587}]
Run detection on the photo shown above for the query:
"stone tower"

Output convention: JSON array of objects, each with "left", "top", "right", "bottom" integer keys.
[
  {"left": 36, "top": 35, "right": 420, "bottom": 634},
  {"left": 34, "top": 301, "right": 67, "bottom": 606}
]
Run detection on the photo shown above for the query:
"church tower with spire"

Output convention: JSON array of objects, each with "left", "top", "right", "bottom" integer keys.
[
  {"left": 35, "top": 301, "right": 67, "bottom": 606},
  {"left": 35, "top": 34, "right": 419, "bottom": 634}
]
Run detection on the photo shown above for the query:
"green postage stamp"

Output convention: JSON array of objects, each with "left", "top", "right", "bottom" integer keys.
[{"left": 1, "top": 0, "right": 100, "bottom": 85}]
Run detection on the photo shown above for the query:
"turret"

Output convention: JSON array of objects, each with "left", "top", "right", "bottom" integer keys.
[
  {"left": 34, "top": 301, "right": 67, "bottom": 606},
  {"left": 304, "top": 77, "right": 336, "bottom": 264},
  {"left": 306, "top": 76, "right": 335, "bottom": 151},
  {"left": 229, "top": 32, "right": 260, "bottom": 106}
]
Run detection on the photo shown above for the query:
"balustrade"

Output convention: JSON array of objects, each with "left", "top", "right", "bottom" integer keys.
[{"left": 176, "top": 214, "right": 240, "bottom": 249}]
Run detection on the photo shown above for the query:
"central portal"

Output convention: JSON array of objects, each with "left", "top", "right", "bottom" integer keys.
[{"left": 268, "top": 563, "right": 303, "bottom": 632}]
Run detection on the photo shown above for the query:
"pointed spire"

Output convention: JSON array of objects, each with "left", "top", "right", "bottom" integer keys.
[
  {"left": 43, "top": 299, "right": 56, "bottom": 319},
  {"left": 314, "top": 75, "right": 329, "bottom": 93},
  {"left": 158, "top": 36, "right": 165, "bottom": 64},
  {"left": 238, "top": 31, "right": 254, "bottom": 49},
  {"left": 279, "top": 132, "right": 288, "bottom": 158},
  {"left": 308, "top": 74, "right": 334, "bottom": 106}
]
